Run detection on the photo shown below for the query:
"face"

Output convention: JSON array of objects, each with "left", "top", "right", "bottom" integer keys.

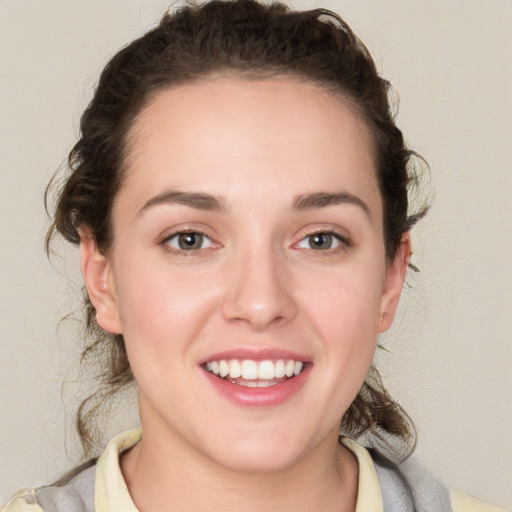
[{"left": 82, "top": 77, "right": 409, "bottom": 473}]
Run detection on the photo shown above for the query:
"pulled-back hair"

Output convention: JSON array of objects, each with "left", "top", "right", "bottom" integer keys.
[{"left": 47, "top": 0, "right": 427, "bottom": 457}]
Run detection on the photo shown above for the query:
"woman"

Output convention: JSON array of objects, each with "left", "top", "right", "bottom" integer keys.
[{"left": 2, "top": 1, "right": 506, "bottom": 510}]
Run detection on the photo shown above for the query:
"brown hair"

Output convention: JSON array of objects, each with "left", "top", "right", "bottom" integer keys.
[{"left": 47, "top": 0, "right": 427, "bottom": 457}]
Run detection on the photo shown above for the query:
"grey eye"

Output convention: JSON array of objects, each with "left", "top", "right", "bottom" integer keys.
[
  {"left": 307, "top": 233, "right": 333, "bottom": 250},
  {"left": 165, "top": 232, "right": 213, "bottom": 251},
  {"left": 296, "top": 232, "right": 345, "bottom": 251}
]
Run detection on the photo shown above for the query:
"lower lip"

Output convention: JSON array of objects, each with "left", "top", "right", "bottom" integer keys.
[{"left": 202, "top": 365, "right": 311, "bottom": 407}]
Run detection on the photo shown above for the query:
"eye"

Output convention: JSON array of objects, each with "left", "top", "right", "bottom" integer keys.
[
  {"left": 296, "top": 232, "right": 347, "bottom": 251},
  {"left": 164, "top": 231, "right": 214, "bottom": 251}
]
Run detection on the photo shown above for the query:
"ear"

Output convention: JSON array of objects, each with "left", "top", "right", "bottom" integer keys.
[
  {"left": 80, "top": 228, "right": 122, "bottom": 335},
  {"left": 378, "top": 233, "right": 411, "bottom": 333}
]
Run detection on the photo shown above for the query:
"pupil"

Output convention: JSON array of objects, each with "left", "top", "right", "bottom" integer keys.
[
  {"left": 310, "top": 233, "right": 331, "bottom": 250},
  {"left": 179, "top": 233, "right": 202, "bottom": 250}
]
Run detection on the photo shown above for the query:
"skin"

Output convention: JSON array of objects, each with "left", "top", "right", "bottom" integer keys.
[{"left": 81, "top": 77, "right": 410, "bottom": 512}]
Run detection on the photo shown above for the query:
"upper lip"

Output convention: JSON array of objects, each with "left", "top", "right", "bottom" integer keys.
[{"left": 199, "top": 347, "right": 311, "bottom": 365}]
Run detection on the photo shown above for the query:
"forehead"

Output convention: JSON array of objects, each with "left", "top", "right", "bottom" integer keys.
[{"left": 121, "top": 77, "right": 380, "bottom": 214}]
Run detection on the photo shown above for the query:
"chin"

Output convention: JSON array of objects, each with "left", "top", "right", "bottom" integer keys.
[
  {"left": 199, "top": 426, "right": 328, "bottom": 474},
  {"left": 212, "top": 445, "right": 303, "bottom": 474}
]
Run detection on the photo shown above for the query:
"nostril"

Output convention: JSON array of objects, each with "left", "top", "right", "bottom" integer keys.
[{"left": 221, "top": 257, "right": 298, "bottom": 330}]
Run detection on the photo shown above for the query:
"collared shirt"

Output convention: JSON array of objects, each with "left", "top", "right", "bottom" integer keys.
[{"left": 2, "top": 430, "right": 507, "bottom": 512}]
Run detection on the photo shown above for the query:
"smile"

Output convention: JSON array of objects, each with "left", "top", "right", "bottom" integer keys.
[{"left": 203, "top": 359, "right": 305, "bottom": 387}]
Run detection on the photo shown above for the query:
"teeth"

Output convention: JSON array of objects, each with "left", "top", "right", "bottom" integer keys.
[
  {"left": 219, "top": 360, "right": 229, "bottom": 378},
  {"left": 241, "top": 360, "right": 259, "bottom": 379},
  {"left": 274, "top": 359, "right": 285, "bottom": 378},
  {"left": 204, "top": 358, "right": 305, "bottom": 381},
  {"left": 258, "top": 360, "right": 274, "bottom": 380},
  {"left": 240, "top": 380, "right": 279, "bottom": 388},
  {"left": 228, "top": 360, "right": 241, "bottom": 378}
]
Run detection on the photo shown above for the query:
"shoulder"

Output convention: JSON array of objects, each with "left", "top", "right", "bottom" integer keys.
[
  {"left": 2, "top": 489, "right": 43, "bottom": 512},
  {"left": 2, "top": 461, "right": 96, "bottom": 512},
  {"left": 450, "top": 489, "right": 509, "bottom": 512},
  {"left": 341, "top": 437, "right": 508, "bottom": 512},
  {"left": 2, "top": 429, "right": 142, "bottom": 512}
]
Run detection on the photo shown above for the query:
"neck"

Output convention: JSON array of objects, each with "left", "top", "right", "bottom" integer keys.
[{"left": 121, "top": 425, "right": 358, "bottom": 512}]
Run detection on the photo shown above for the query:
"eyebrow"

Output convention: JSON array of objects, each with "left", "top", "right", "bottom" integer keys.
[
  {"left": 137, "top": 189, "right": 371, "bottom": 218},
  {"left": 292, "top": 191, "right": 371, "bottom": 218},
  {"left": 138, "top": 190, "right": 226, "bottom": 215}
]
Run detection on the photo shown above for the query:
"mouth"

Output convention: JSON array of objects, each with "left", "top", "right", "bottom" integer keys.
[{"left": 202, "top": 358, "right": 307, "bottom": 388}]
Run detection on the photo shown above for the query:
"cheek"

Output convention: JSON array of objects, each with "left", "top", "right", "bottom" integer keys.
[
  {"left": 113, "top": 264, "right": 224, "bottom": 406},
  {"left": 298, "top": 264, "right": 384, "bottom": 381},
  {"left": 300, "top": 260, "right": 384, "bottom": 334},
  {"left": 112, "top": 259, "right": 222, "bottom": 357}
]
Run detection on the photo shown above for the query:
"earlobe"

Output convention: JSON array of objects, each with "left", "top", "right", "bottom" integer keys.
[
  {"left": 378, "top": 233, "right": 411, "bottom": 333},
  {"left": 80, "top": 228, "right": 122, "bottom": 335}
]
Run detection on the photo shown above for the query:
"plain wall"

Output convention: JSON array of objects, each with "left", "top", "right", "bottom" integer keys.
[{"left": 0, "top": 0, "right": 510, "bottom": 507}]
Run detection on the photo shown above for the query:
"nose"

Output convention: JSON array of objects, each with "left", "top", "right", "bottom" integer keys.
[{"left": 221, "top": 247, "right": 297, "bottom": 331}]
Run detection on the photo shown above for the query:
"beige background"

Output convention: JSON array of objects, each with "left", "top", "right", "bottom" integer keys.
[{"left": 0, "top": 0, "right": 510, "bottom": 507}]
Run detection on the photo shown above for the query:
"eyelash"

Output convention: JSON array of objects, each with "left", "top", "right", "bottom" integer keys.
[
  {"left": 160, "top": 228, "right": 351, "bottom": 256},
  {"left": 294, "top": 230, "right": 352, "bottom": 253},
  {"left": 161, "top": 230, "right": 216, "bottom": 255}
]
